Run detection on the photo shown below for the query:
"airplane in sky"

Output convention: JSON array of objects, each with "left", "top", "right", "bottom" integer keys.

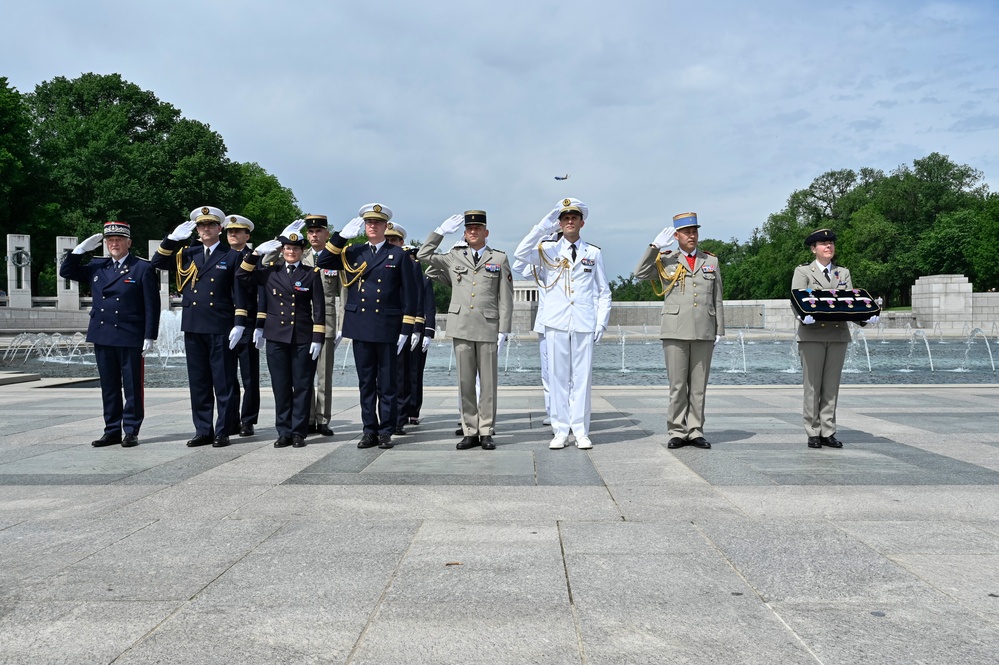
[{"left": 554, "top": 174, "right": 570, "bottom": 180}]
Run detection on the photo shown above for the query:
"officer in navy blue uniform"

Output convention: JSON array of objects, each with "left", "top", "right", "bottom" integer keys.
[
  {"left": 383, "top": 222, "right": 424, "bottom": 435},
  {"left": 223, "top": 214, "right": 261, "bottom": 437},
  {"left": 314, "top": 203, "right": 417, "bottom": 449},
  {"left": 151, "top": 206, "right": 245, "bottom": 448},
  {"left": 237, "top": 232, "right": 326, "bottom": 448},
  {"left": 60, "top": 221, "right": 160, "bottom": 447},
  {"left": 407, "top": 249, "right": 437, "bottom": 425}
]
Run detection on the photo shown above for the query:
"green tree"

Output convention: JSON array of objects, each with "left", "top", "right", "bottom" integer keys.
[
  {"left": 0, "top": 77, "right": 36, "bottom": 231},
  {"left": 229, "top": 162, "right": 302, "bottom": 241}
]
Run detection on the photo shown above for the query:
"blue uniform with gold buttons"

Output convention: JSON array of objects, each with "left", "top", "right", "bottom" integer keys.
[{"left": 60, "top": 248, "right": 160, "bottom": 439}]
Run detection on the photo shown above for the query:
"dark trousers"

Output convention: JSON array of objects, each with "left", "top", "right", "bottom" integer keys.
[
  {"left": 395, "top": 345, "right": 413, "bottom": 429},
  {"left": 409, "top": 346, "right": 428, "bottom": 419},
  {"left": 353, "top": 340, "right": 397, "bottom": 436},
  {"left": 94, "top": 344, "right": 144, "bottom": 436},
  {"left": 233, "top": 337, "right": 260, "bottom": 426},
  {"left": 267, "top": 341, "right": 316, "bottom": 438},
  {"left": 184, "top": 332, "right": 237, "bottom": 436}
]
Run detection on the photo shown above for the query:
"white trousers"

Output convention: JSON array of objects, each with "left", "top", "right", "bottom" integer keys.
[
  {"left": 545, "top": 328, "right": 594, "bottom": 437},
  {"left": 538, "top": 331, "right": 550, "bottom": 416}
]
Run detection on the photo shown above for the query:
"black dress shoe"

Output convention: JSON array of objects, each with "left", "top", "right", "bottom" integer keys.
[
  {"left": 121, "top": 433, "right": 139, "bottom": 448},
  {"left": 274, "top": 436, "right": 293, "bottom": 448},
  {"left": 92, "top": 433, "right": 121, "bottom": 447},
  {"left": 689, "top": 437, "right": 711, "bottom": 449},
  {"left": 456, "top": 436, "right": 481, "bottom": 450},
  {"left": 212, "top": 435, "right": 230, "bottom": 448},
  {"left": 358, "top": 433, "right": 379, "bottom": 449},
  {"left": 308, "top": 424, "right": 319, "bottom": 434},
  {"left": 318, "top": 425, "right": 335, "bottom": 437},
  {"left": 239, "top": 424, "right": 254, "bottom": 437},
  {"left": 480, "top": 436, "right": 496, "bottom": 450},
  {"left": 407, "top": 417, "right": 420, "bottom": 425},
  {"left": 378, "top": 435, "right": 394, "bottom": 449},
  {"left": 392, "top": 427, "right": 407, "bottom": 436},
  {"left": 807, "top": 436, "right": 822, "bottom": 449},
  {"left": 292, "top": 434, "right": 307, "bottom": 448},
  {"left": 821, "top": 434, "right": 843, "bottom": 448},
  {"left": 186, "top": 434, "right": 213, "bottom": 447},
  {"left": 455, "top": 428, "right": 464, "bottom": 436},
  {"left": 666, "top": 437, "right": 686, "bottom": 449}
]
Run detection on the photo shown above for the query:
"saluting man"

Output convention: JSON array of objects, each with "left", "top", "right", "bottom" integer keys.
[
  {"left": 315, "top": 204, "right": 417, "bottom": 450},
  {"left": 406, "top": 248, "right": 437, "bottom": 426},
  {"left": 151, "top": 206, "right": 245, "bottom": 448},
  {"left": 302, "top": 213, "right": 341, "bottom": 438},
  {"left": 384, "top": 222, "right": 424, "bottom": 435},
  {"left": 237, "top": 231, "right": 325, "bottom": 448},
  {"left": 419, "top": 210, "right": 514, "bottom": 450},
  {"left": 634, "top": 212, "right": 724, "bottom": 450},
  {"left": 793, "top": 228, "right": 878, "bottom": 449},
  {"left": 514, "top": 198, "right": 611, "bottom": 451},
  {"left": 60, "top": 221, "right": 160, "bottom": 447},
  {"left": 223, "top": 214, "right": 260, "bottom": 437}
]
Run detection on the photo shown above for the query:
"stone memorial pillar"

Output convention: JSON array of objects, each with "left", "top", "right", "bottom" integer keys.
[
  {"left": 56, "top": 236, "right": 80, "bottom": 310},
  {"left": 149, "top": 240, "right": 171, "bottom": 311},
  {"left": 5, "top": 234, "right": 32, "bottom": 308}
]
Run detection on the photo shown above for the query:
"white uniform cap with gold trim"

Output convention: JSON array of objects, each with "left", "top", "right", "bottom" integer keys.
[
  {"left": 558, "top": 197, "right": 588, "bottom": 221},
  {"left": 223, "top": 214, "right": 254, "bottom": 232},
  {"left": 384, "top": 222, "right": 407, "bottom": 240},
  {"left": 358, "top": 202, "right": 392, "bottom": 222},
  {"left": 189, "top": 206, "right": 226, "bottom": 224}
]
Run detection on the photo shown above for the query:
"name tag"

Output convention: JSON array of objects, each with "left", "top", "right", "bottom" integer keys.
[{"left": 584, "top": 268, "right": 592, "bottom": 273}]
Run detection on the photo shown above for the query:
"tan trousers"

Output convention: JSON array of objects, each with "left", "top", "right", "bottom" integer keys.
[
  {"left": 310, "top": 340, "right": 335, "bottom": 425},
  {"left": 663, "top": 340, "right": 715, "bottom": 440},
  {"left": 455, "top": 338, "right": 498, "bottom": 436},
  {"left": 798, "top": 341, "right": 847, "bottom": 437}
]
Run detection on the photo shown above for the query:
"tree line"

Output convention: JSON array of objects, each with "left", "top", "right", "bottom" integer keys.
[
  {"left": 0, "top": 73, "right": 302, "bottom": 295},
  {"left": 610, "top": 153, "right": 999, "bottom": 306}
]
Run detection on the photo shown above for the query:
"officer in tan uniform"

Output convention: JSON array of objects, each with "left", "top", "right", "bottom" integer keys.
[
  {"left": 792, "top": 228, "right": 878, "bottom": 449},
  {"left": 634, "top": 212, "right": 724, "bottom": 449},
  {"left": 418, "top": 210, "right": 514, "bottom": 450},
  {"left": 302, "top": 213, "right": 341, "bottom": 437}
]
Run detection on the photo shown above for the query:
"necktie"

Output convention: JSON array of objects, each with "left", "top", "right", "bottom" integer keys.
[
  {"left": 823, "top": 267, "right": 830, "bottom": 280},
  {"left": 473, "top": 251, "right": 479, "bottom": 265},
  {"left": 369, "top": 244, "right": 377, "bottom": 255},
  {"left": 113, "top": 261, "right": 120, "bottom": 272},
  {"left": 686, "top": 253, "right": 696, "bottom": 270},
  {"left": 570, "top": 244, "right": 577, "bottom": 262},
  {"left": 204, "top": 247, "right": 210, "bottom": 262},
  {"left": 287, "top": 264, "right": 295, "bottom": 275}
]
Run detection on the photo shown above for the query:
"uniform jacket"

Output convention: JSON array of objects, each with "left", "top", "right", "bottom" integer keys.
[
  {"left": 151, "top": 238, "right": 244, "bottom": 335},
  {"left": 60, "top": 253, "right": 160, "bottom": 348},
  {"left": 634, "top": 245, "right": 724, "bottom": 341},
  {"left": 303, "top": 247, "right": 342, "bottom": 340},
  {"left": 236, "top": 254, "right": 326, "bottom": 345},
  {"left": 420, "top": 270, "right": 437, "bottom": 339},
  {"left": 791, "top": 262, "right": 853, "bottom": 343},
  {"left": 232, "top": 246, "right": 260, "bottom": 342},
  {"left": 317, "top": 234, "right": 416, "bottom": 343},
  {"left": 418, "top": 232, "right": 514, "bottom": 343},
  {"left": 513, "top": 228, "right": 611, "bottom": 334}
]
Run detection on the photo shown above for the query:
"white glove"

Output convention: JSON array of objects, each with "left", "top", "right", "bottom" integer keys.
[
  {"left": 421, "top": 336, "right": 432, "bottom": 353},
  {"left": 541, "top": 203, "right": 562, "bottom": 232},
  {"left": 435, "top": 213, "right": 465, "bottom": 236},
  {"left": 253, "top": 328, "right": 265, "bottom": 350},
  {"left": 168, "top": 220, "right": 197, "bottom": 241},
  {"left": 497, "top": 332, "right": 508, "bottom": 353},
  {"left": 73, "top": 233, "right": 103, "bottom": 254},
  {"left": 866, "top": 315, "right": 880, "bottom": 324},
  {"left": 254, "top": 239, "right": 282, "bottom": 256},
  {"left": 280, "top": 219, "right": 306, "bottom": 239},
  {"left": 410, "top": 332, "right": 421, "bottom": 351},
  {"left": 653, "top": 226, "right": 677, "bottom": 249},
  {"left": 333, "top": 331, "right": 342, "bottom": 349},
  {"left": 141, "top": 339, "right": 154, "bottom": 356},
  {"left": 801, "top": 315, "right": 816, "bottom": 325},
  {"left": 714, "top": 334, "right": 721, "bottom": 346},
  {"left": 340, "top": 216, "right": 364, "bottom": 238},
  {"left": 396, "top": 334, "right": 407, "bottom": 355},
  {"left": 310, "top": 342, "right": 322, "bottom": 360},
  {"left": 228, "top": 326, "right": 244, "bottom": 349},
  {"left": 594, "top": 327, "right": 605, "bottom": 344}
]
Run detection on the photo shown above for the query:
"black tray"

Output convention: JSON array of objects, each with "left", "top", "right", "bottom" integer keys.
[{"left": 790, "top": 288, "right": 881, "bottom": 322}]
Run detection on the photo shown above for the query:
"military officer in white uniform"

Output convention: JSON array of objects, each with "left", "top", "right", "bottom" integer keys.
[
  {"left": 634, "top": 212, "right": 724, "bottom": 450},
  {"left": 514, "top": 198, "right": 611, "bottom": 450},
  {"left": 418, "top": 210, "right": 514, "bottom": 450},
  {"left": 792, "top": 228, "right": 878, "bottom": 449}
]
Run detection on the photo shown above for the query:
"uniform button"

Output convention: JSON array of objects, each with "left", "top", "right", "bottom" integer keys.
[
  {"left": 471, "top": 293, "right": 475, "bottom": 297},
  {"left": 210, "top": 291, "right": 214, "bottom": 295},
  {"left": 361, "top": 308, "right": 365, "bottom": 312},
  {"left": 116, "top": 297, "right": 120, "bottom": 301},
  {"left": 376, "top": 299, "right": 380, "bottom": 303},
  {"left": 210, "top": 303, "right": 214, "bottom": 307},
  {"left": 472, "top": 281, "right": 477, "bottom": 285},
  {"left": 377, "top": 279, "right": 382, "bottom": 283},
  {"left": 211, "top": 278, "right": 215, "bottom": 282},
  {"left": 101, "top": 308, "right": 105, "bottom": 312},
  {"left": 470, "top": 305, "right": 474, "bottom": 309},
  {"left": 377, "top": 289, "right": 381, "bottom": 293},
  {"left": 193, "top": 289, "right": 198, "bottom": 294},
  {"left": 193, "top": 302, "right": 197, "bottom": 306},
  {"left": 375, "top": 309, "right": 379, "bottom": 313},
  {"left": 693, "top": 303, "right": 698, "bottom": 307}
]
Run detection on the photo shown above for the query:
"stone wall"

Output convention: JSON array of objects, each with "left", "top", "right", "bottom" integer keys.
[{"left": 911, "top": 274, "right": 972, "bottom": 332}]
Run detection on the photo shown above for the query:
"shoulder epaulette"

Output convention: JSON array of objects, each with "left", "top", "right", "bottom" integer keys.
[
  {"left": 490, "top": 248, "right": 506, "bottom": 254},
  {"left": 588, "top": 243, "right": 601, "bottom": 249},
  {"left": 800, "top": 262, "right": 810, "bottom": 267},
  {"left": 660, "top": 249, "right": 673, "bottom": 255},
  {"left": 540, "top": 239, "right": 557, "bottom": 244},
  {"left": 701, "top": 250, "right": 715, "bottom": 257},
  {"left": 135, "top": 256, "right": 151, "bottom": 262}
]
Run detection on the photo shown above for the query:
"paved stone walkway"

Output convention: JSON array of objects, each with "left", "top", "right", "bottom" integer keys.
[{"left": 1, "top": 380, "right": 998, "bottom": 664}]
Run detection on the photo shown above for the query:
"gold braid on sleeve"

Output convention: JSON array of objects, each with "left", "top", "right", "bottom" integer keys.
[
  {"left": 175, "top": 251, "right": 198, "bottom": 293},
  {"left": 651, "top": 253, "right": 686, "bottom": 298},
  {"left": 532, "top": 243, "right": 572, "bottom": 296}
]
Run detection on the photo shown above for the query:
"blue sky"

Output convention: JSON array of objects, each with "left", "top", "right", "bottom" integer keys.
[{"left": 3, "top": 0, "right": 998, "bottom": 277}]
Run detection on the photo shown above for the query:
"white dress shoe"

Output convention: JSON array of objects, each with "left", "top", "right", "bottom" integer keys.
[
  {"left": 542, "top": 416, "right": 552, "bottom": 425},
  {"left": 575, "top": 436, "right": 593, "bottom": 449},
  {"left": 549, "top": 434, "right": 568, "bottom": 449}
]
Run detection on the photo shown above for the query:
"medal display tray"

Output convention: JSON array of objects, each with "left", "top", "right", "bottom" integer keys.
[{"left": 790, "top": 288, "right": 881, "bottom": 322}]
